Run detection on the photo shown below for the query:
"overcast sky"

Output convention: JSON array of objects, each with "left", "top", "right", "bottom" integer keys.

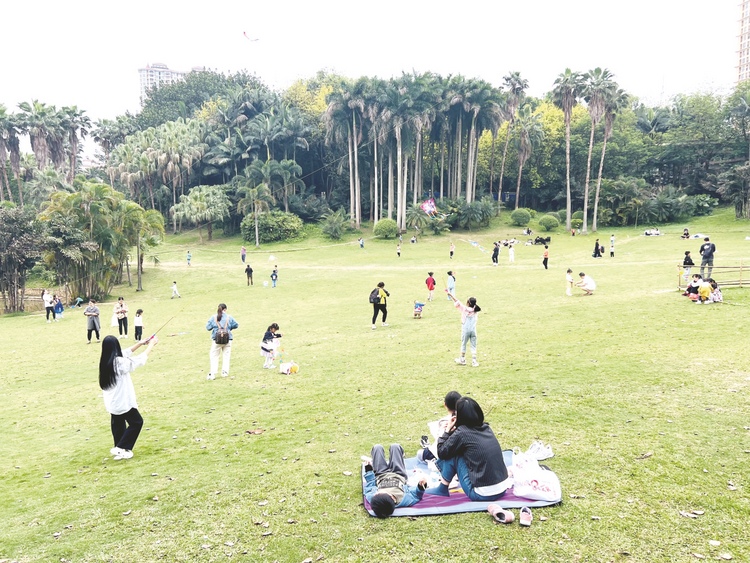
[{"left": 1, "top": 0, "right": 740, "bottom": 124}]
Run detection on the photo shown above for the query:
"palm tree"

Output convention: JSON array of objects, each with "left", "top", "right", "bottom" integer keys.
[
  {"left": 17, "top": 100, "right": 55, "bottom": 170},
  {"left": 6, "top": 114, "right": 25, "bottom": 206},
  {"left": 171, "top": 185, "right": 230, "bottom": 244},
  {"left": 63, "top": 106, "right": 91, "bottom": 183},
  {"left": 581, "top": 68, "right": 615, "bottom": 234},
  {"left": 0, "top": 105, "right": 11, "bottom": 202},
  {"left": 277, "top": 159, "right": 304, "bottom": 213},
  {"left": 592, "top": 88, "right": 628, "bottom": 231},
  {"left": 552, "top": 69, "right": 583, "bottom": 231},
  {"left": 513, "top": 105, "right": 545, "bottom": 209},
  {"left": 238, "top": 160, "right": 281, "bottom": 247},
  {"left": 498, "top": 72, "right": 528, "bottom": 202}
]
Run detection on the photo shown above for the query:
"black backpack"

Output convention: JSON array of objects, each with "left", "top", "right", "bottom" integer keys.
[{"left": 369, "top": 288, "right": 380, "bottom": 304}]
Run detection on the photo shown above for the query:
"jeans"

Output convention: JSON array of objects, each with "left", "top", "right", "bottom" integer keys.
[
  {"left": 701, "top": 256, "right": 714, "bottom": 278},
  {"left": 118, "top": 317, "right": 128, "bottom": 336},
  {"left": 372, "top": 304, "right": 387, "bottom": 324},
  {"left": 371, "top": 444, "right": 406, "bottom": 479},
  {"left": 461, "top": 329, "right": 477, "bottom": 355},
  {"left": 435, "top": 457, "right": 505, "bottom": 502},
  {"left": 209, "top": 340, "right": 232, "bottom": 376},
  {"left": 683, "top": 267, "right": 691, "bottom": 281},
  {"left": 111, "top": 408, "right": 143, "bottom": 450},
  {"left": 46, "top": 307, "right": 56, "bottom": 321},
  {"left": 87, "top": 329, "right": 100, "bottom": 341},
  {"left": 272, "top": 279, "right": 277, "bottom": 287}
]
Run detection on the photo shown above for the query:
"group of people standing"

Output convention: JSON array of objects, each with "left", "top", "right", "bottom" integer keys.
[
  {"left": 82, "top": 297, "right": 145, "bottom": 344},
  {"left": 42, "top": 289, "right": 64, "bottom": 323}
]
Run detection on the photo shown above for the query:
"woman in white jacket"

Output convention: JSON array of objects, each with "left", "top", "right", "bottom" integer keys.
[{"left": 99, "top": 334, "right": 158, "bottom": 460}]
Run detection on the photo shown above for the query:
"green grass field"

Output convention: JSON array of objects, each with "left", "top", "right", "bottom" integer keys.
[{"left": 2, "top": 208, "right": 750, "bottom": 563}]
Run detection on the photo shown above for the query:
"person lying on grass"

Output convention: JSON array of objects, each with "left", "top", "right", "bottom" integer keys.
[
  {"left": 424, "top": 397, "right": 511, "bottom": 502},
  {"left": 364, "top": 444, "right": 428, "bottom": 518}
]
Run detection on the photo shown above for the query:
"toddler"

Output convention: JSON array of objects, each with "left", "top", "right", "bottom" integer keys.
[{"left": 134, "top": 309, "right": 144, "bottom": 341}]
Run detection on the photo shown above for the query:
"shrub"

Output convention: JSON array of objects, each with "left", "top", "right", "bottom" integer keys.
[
  {"left": 241, "top": 211, "right": 303, "bottom": 244},
  {"left": 373, "top": 218, "right": 398, "bottom": 239},
  {"left": 546, "top": 212, "right": 561, "bottom": 222},
  {"left": 538, "top": 215, "right": 560, "bottom": 231},
  {"left": 320, "top": 208, "right": 350, "bottom": 240},
  {"left": 510, "top": 208, "right": 531, "bottom": 226},
  {"left": 571, "top": 218, "right": 583, "bottom": 230},
  {"left": 428, "top": 217, "right": 450, "bottom": 235},
  {"left": 523, "top": 207, "right": 538, "bottom": 218},
  {"left": 557, "top": 209, "right": 567, "bottom": 224},
  {"left": 571, "top": 210, "right": 584, "bottom": 220}
]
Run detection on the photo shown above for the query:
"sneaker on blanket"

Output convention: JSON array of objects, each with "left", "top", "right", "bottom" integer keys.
[{"left": 420, "top": 435, "right": 430, "bottom": 448}]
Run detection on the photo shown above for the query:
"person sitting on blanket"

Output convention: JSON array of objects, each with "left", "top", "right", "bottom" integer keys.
[
  {"left": 418, "top": 391, "right": 463, "bottom": 459},
  {"left": 424, "top": 397, "right": 510, "bottom": 502},
  {"left": 364, "top": 444, "right": 427, "bottom": 518}
]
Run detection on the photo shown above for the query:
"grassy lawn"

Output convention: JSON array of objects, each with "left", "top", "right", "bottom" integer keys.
[{"left": 2, "top": 208, "right": 749, "bottom": 562}]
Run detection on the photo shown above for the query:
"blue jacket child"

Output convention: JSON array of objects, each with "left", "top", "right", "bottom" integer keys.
[{"left": 364, "top": 444, "right": 427, "bottom": 518}]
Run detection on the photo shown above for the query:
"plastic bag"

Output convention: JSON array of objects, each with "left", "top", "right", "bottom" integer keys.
[
  {"left": 111, "top": 314, "right": 119, "bottom": 327},
  {"left": 512, "top": 453, "right": 561, "bottom": 502}
]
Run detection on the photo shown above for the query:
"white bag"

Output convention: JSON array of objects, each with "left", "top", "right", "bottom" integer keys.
[
  {"left": 111, "top": 314, "right": 119, "bottom": 327},
  {"left": 512, "top": 453, "right": 561, "bottom": 502}
]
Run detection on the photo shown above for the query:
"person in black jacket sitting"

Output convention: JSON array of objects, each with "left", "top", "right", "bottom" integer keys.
[{"left": 424, "top": 397, "right": 510, "bottom": 501}]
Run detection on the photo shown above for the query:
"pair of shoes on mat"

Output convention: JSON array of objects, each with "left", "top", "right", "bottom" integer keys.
[
  {"left": 526, "top": 440, "right": 554, "bottom": 461},
  {"left": 488, "top": 505, "right": 533, "bottom": 526}
]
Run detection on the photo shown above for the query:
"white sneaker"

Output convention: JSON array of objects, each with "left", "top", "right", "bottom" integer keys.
[
  {"left": 372, "top": 325, "right": 376, "bottom": 330},
  {"left": 221, "top": 372, "right": 229, "bottom": 377},
  {"left": 118, "top": 335, "right": 124, "bottom": 339},
  {"left": 382, "top": 323, "right": 389, "bottom": 327},
  {"left": 207, "top": 373, "right": 215, "bottom": 380},
  {"left": 472, "top": 360, "right": 479, "bottom": 367},
  {"left": 267, "top": 364, "right": 276, "bottom": 370},
  {"left": 47, "top": 320, "right": 51, "bottom": 323},
  {"left": 113, "top": 450, "right": 134, "bottom": 460},
  {"left": 455, "top": 357, "right": 466, "bottom": 365},
  {"left": 110, "top": 447, "right": 124, "bottom": 456}
]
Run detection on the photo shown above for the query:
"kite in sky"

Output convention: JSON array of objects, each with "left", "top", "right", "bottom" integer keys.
[{"left": 243, "top": 32, "right": 259, "bottom": 41}]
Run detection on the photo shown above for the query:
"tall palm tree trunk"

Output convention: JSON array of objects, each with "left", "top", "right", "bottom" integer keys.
[
  {"left": 446, "top": 141, "right": 453, "bottom": 198},
  {"left": 583, "top": 123, "right": 597, "bottom": 235},
  {"left": 373, "top": 139, "right": 379, "bottom": 223},
  {"left": 488, "top": 134, "right": 496, "bottom": 199},
  {"left": 352, "top": 114, "right": 361, "bottom": 229},
  {"left": 515, "top": 162, "right": 524, "bottom": 209},
  {"left": 388, "top": 146, "right": 394, "bottom": 220},
  {"left": 439, "top": 138, "right": 445, "bottom": 200},
  {"left": 347, "top": 130, "right": 355, "bottom": 226},
  {"left": 396, "top": 130, "right": 403, "bottom": 230},
  {"left": 465, "top": 123, "right": 475, "bottom": 203},
  {"left": 429, "top": 139, "right": 435, "bottom": 197},
  {"left": 472, "top": 135, "right": 480, "bottom": 200},
  {"left": 592, "top": 135, "right": 610, "bottom": 232},
  {"left": 16, "top": 171, "right": 24, "bottom": 207},
  {"left": 455, "top": 116, "right": 462, "bottom": 200},
  {"left": 499, "top": 125, "right": 512, "bottom": 203},
  {"left": 565, "top": 118, "right": 572, "bottom": 231},
  {"left": 254, "top": 210, "right": 260, "bottom": 248}
]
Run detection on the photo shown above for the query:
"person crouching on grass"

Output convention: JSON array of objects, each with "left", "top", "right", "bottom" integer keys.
[
  {"left": 364, "top": 444, "right": 427, "bottom": 518},
  {"left": 99, "top": 334, "right": 158, "bottom": 460}
]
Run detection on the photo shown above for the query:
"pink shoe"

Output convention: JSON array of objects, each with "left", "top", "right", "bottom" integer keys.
[
  {"left": 488, "top": 504, "right": 514, "bottom": 524},
  {"left": 519, "top": 506, "right": 533, "bottom": 527}
]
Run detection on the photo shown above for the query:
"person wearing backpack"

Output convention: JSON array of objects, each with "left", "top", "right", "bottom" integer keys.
[
  {"left": 371, "top": 282, "right": 390, "bottom": 330},
  {"left": 205, "top": 303, "right": 238, "bottom": 380}
]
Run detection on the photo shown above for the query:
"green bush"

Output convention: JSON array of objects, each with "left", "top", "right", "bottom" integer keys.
[
  {"left": 510, "top": 208, "right": 531, "bottom": 226},
  {"left": 546, "top": 212, "right": 562, "bottom": 222},
  {"left": 571, "top": 218, "right": 583, "bottom": 230},
  {"left": 428, "top": 217, "right": 451, "bottom": 235},
  {"left": 571, "top": 210, "right": 584, "bottom": 220},
  {"left": 320, "top": 208, "right": 350, "bottom": 240},
  {"left": 241, "top": 211, "right": 303, "bottom": 244},
  {"left": 373, "top": 218, "right": 398, "bottom": 239},
  {"left": 523, "top": 207, "right": 537, "bottom": 218},
  {"left": 538, "top": 215, "right": 560, "bottom": 231},
  {"left": 557, "top": 209, "right": 567, "bottom": 224}
]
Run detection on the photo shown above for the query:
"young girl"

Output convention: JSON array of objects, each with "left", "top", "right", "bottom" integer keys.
[
  {"left": 566, "top": 268, "right": 574, "bottom": 296},
  {"left": 708, "top": 279, "right": 723, "bottom": 303},
  {"left": 261, "top": 323, "right": 282, "bottom": 369},
  {"left": 396, "top": 244, "right": 401, "bottom": 258},
  {"left": 447, "top": 294, "right": 481, "bottom": 367},
  {"left": 446, "top": 271, "right": 456, "bottom": 300},
  {"left": 134, "top": 309, "right": 144, "bottom": 341},
  {"left": 99, "top": 334, "right": 158, "bottom": 460},
  {"left": 53, "top": 294, "right": 64, "bottom": 319},
  {"left": 682, "top": 251, "right": 694, "bottom": 282}
]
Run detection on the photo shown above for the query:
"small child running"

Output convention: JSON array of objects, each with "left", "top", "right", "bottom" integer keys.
[
  {"left": 171, "top": 281, "right": 181, "bottom": 299},
  {"left": 447, "top": 293, "right": 481, "bottom": 367},
  {"left": 260, "top": 323, "right": 282, "bottom": 368},
  {"left": 134, "top": 309, "right": 144, "bottom": 341}
]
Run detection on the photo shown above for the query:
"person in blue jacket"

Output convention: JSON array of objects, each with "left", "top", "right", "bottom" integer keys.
[
  {"left": 364, "top": 444, "right": 427, "bottom": 518},
  {"left": 53, "top": 294, "right": 65, "bottom": 319},
  {"left": 205, "top": 303, "right": 238, "bottom": 380}
]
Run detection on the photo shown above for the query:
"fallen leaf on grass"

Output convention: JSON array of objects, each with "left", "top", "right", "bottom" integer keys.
[
  {"left": 343, "top": 471, "right": 353, "bottom": 476},
  {"left": 328, "top": 449, "right": 336, "bottom": 453},
  {"left": 679, "top": 511, "right": 698, "bottom": 518},
  {"left": 539, "top": 516, "right": 548, "bottom": 521},
  {"left": 258, "top": 500, "right": 268, "bottom": 506},
  {"left": 152, "top": 496, "right": 159, "bottom": 501},
  {"left": 591, "top": 516, "right": 601, "bottom": 520},
  {"left": 692, "top": 510, "right": 705, "bottom": 515},
  {"left": 151, "top": 473, "right": 159, "bottom": 476},
  {"left": 636, "top": 452, "right": 653, "bottom": 460},
  {"left": 245, "top": 429, "right": 264, "bottom": 435},
  {"left": 302, "top": 559, "right": 313, "bottom": 563},
  {"left": 709, "top": 540, "right": 721, "bottom": 547},
  {"left": 693, "top": 555, "right": 705, "bottom": 560},
  {"left": 316, "top": 556, "right": 325, "bottom": 562},
  {"left": 53, "top": 532, "right": 61, "bottom": 538},
  {"left": 287, "top": 519, "right": 297, "bottom": 524},
  {"left": 408, "top": 516, "right": 417, "bottom": 521},
  {"left": 224, "top": 541, "right": 234, "bottom": 547},
  {"left": 122, "top": 510, "right": 131, "bottom": 515},
  {"left": 262, "top": 531, "right": 273, "bottom": 537},
  {"left": 720, "top": 554, "right": 732, "bottom": 560},
  {"left": 201, "top": 544, "right": 211, "bottom": 549}
]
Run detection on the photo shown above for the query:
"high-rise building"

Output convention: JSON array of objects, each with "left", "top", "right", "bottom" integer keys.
[
  {"left": 138, "top": 63, "right": 206, "bottom": 104},
  {"left": 739, "top": 1, "right": 750, "bottom": 82}
]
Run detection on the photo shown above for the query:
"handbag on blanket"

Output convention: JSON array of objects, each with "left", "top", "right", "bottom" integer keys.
[{"left": 512, "top": 452, "right": 561, "bottom": 502}]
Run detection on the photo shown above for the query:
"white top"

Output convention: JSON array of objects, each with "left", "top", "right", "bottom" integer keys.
[
  {"left": 580, "top": 275, "right": 596, "bottom": 290},
  {"left": 134, "top": 316, "right": 144, "bottom": 327},
  {"left": 102, "top": 348, "right": 148, "bottom": 415},
  {"left": 43, "top": 293, "right": 53, "bottom": 307}
]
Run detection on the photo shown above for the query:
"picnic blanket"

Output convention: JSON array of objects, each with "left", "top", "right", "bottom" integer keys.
[{"left": 361, "top": 450, "right": 562, "bottom": 517}]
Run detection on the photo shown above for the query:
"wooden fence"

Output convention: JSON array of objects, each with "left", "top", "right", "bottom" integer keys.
[{"left": 677, "top": 263, "right": 747, "bottom": 290}]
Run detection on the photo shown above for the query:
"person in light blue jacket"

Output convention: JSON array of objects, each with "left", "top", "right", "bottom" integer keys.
[
  {"left": 447, "top": 294, "right": 481, "bottom": 367},
  {"left": 205, "top": 303, "right": 238, "bottom": 380}
]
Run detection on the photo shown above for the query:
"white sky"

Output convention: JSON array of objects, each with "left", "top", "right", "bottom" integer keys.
[{"left": 1, "top": 0, "right": 740, "bottom": 124}]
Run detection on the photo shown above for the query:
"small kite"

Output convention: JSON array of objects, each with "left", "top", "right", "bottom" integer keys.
[
  {"left": 466, "top": 239, "right": 489, "bottom": 254},
  {"left": 243, "top": 32, "right": 259, "bottom": 42},
  {"left": 420, "top": 198, "right": 438, "bottom": 217}
]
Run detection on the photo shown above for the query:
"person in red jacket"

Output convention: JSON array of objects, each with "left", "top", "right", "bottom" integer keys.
[{"left": 425, "top": 272, "right": 436, "bottom": 301}]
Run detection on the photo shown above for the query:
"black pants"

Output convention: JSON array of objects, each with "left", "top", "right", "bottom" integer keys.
[
  {"left": 247, "top": 274, "right": 253, "bottom": 286},
  {"left": 542, "top": 258, "right": 548, "bottom": 269},
  {"left": 88, "top": 329, "right": 100, "bottom": 341},
  {"left": 372, "top": 303, "right": 387, "bottom": 324},
  {"left": 118, "top": 317, "right": 128, "bottom": 336},
  {"left": 111, "top": 408, "right": 143, "bottom": 450},
  {"left": 492, "top": 254, "right": 498, "bottom": 264},
  {"left": 134, "top": 326, "right": 143, "bottom": 341},
  {"left": 46, "top": 307, "right": 56, "bottom": 321}
]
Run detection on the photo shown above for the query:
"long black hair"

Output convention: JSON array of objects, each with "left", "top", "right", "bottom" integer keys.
[
  {"left": 99, "top": 335, "right": 123, "bottom": 390},
  {"left": 467, "top": 297, "right": 481, "bottom": 313},
  {"left": 454, "top": 397, "right": 485, "bottom": 429},
  {"left": 217, "top": 303, "right": 227, "bottom": 322}
]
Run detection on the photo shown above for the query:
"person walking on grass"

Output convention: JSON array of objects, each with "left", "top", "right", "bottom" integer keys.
[
  {"left": 85, "top": 299, "right": 101, "bottom": 343},
  {"left": 447, "top": 293, "right": 481, "bottom": 367},
  {"left": 593, "top": 239, "right": 602, "bottom": 258},
  {"left": 542, "top": 245, "right": 549, "bottom": 270},
  {"left": 187, "top": 251, "right": 192, "bottom": 266},
  {"left": 446, "top": 271, "right": 456, "bottom": 300},
  {"left": 241, "top": 246, "right": 246, "bottom": 264},
  {"left": 99, "top": 334, "right": 158, "bottom": 461},
  {"left": 566, "top": 269, "right": 574, "bottom": 296},
  {"left": 171, "top": 281, "right": 181, "bottom": 299},
  {"left": 114, "top": 297, "right": 129, "bottom": 340},
  {"left": 491, "top": 243, "right": 499, "bottom": 266},
  {"left": 508, "top": 244, "right": 515, "bottom": 263},
  {"left": 271, "top": 268, "right": 278, "bottom": 288},
  {"left": 699, "top": 237, "right": 716, "bottom": 278},
  {"left": 396, "top": 244, "right": 401, "bottom": 258},
  {"left": 205, "top": 303, "right": 238, "bottom": 380},
  {"left": 371, "top": 282, "right": 389, "bottom": 330},
  {"left": 426, "top": 272, "right": 436, "bottom": 302},
  {"left": 43, "top": 289, "right": 56, "bottom": 323},
  {"left": 245, "top": 264, "right": 254, "bottom": 286}
]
